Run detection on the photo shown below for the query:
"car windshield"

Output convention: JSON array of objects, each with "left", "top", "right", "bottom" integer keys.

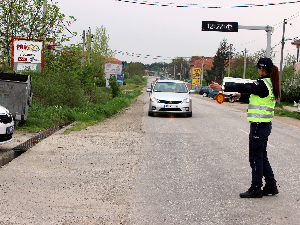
[{"left": 154, "top": 82, "right": 188, "bottom": 93}]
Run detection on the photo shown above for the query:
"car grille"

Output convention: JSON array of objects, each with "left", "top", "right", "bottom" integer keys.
[
  {"left": 0, "top": 115, "right": 13, "bottom": 124},
  {"left": 159, "top": 108, "right": 182, "bottom": 112},
  {"left": 158, "top": 100, "right": 182, "bottom": 104}
]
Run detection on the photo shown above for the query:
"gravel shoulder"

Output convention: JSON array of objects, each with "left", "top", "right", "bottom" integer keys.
[{"left": 0, "top": 90, "right": 145, "bottom": 224}]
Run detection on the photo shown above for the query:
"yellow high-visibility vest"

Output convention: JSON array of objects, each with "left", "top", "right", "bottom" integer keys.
[{"left": 247, "top": 78, "right": 276, "bottom": 122}]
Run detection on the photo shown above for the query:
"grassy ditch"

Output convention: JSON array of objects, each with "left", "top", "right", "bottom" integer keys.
[{"left": 16, "top": 84, "right": 145, "bottom": 133}]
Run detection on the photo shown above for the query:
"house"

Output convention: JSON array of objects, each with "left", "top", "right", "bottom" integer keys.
[
  {"left": 190, "top": 56, "right": 214, "bottom": 70},
  {"left": 190, "top": 56, "right": 214, "bottom": 85},
  {"left": 107, "top": 58, "right": 122, "bottom": 65}
]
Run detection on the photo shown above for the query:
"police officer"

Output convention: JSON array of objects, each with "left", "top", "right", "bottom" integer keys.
[{"left": 210, "top": 58, "right": 279, "bottom": 198}]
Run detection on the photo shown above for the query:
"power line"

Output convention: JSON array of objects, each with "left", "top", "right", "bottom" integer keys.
[
  {"left": 240, "top": 11, "right": 300, "bottom": 47},
  {"left": 116, "top": 0, "right": 300, "bottom": 9}
]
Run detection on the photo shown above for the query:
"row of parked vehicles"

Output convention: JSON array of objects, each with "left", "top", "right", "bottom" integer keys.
[
  {"left": 199, "top": 77, "right": 256, "bottom": 102},
  {"left": 199, "top": 86, "right": 219, "bottom": 99}
]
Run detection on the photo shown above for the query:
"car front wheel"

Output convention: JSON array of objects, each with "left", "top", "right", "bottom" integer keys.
[
  {"left": 203, "top": 93, "right": 208, "bottom": 97},
  {"left": 148, "top": 111, "right": 154, "bottom": 116}
]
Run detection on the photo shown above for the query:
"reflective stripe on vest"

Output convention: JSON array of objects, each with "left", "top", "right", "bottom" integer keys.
[
  {"left": 247, "top": 78, "right": 275, "bottom": 122},
  {"left": 248, "top": 105, "right": 274, "bottom": 112},
  {"left": 247, "top": 113, "right": 274, "bottom": 118}
]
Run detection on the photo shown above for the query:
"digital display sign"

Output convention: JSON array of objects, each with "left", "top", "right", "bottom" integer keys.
[{"left": 202, "top": 21, "right": 238, "bottom": 32}]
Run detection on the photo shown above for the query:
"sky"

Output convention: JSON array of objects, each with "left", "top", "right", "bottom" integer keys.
[{"left": 54, "top": 0, "right": 300, "bottom": 67}]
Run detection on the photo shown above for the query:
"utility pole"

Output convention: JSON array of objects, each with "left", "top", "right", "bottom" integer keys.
[
  {"left": 42, "top": 0, "right": 47, "bottom": 40},
  {"left": 180, "top": 63, "right": 182, "bottom": 81},
  {"left": 81, "top": 30, "right": 86, "bottom": 67},
  {"left": 88, "top": 27, "right": 91, "bottom": 64},
  {"left": 243, "top": 48, "right": 247, "bottom": 79},
  {"left": 201, "top": 56, "right": 205, "bottom": 86},
  {"left": 279, "top": 19, "right": 287, "bottom": 103},
  {"left": 173, "top": 65, "right": 176, "bottom": 79},
  {"left": 43, "top": 0, "right": 47, "bottom": 14},
  {"left": 228, "top": 44, "right": 233, "bottom": 77}
]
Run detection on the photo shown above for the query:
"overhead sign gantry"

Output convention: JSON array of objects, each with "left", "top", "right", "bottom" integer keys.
[{"left": 202, "top": 21, "right": 274, "bottom": 58}]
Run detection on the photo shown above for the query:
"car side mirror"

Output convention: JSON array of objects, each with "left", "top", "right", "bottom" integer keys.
[{"left": 189, "top": 90, "right": 195, "bottom": 93}]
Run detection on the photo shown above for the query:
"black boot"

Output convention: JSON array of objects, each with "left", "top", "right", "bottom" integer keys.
[
  {"left": 240, "top": 186, "right": 263, "bottom": 198},
  {"left": 262, "top": 183, "right": 279, "bottom": 196}
]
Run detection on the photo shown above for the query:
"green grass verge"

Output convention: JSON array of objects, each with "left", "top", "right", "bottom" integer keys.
[
  {"left": 16, "top": 89, "right": 143, "bottom": 133},
  {"left": 274, "top": 108, "right": 300, "bottom": 120}
]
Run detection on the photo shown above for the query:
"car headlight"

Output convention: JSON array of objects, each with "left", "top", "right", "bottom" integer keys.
[
  {"left": 183, "top": 98, "right": 191, "bottom": 103},
  {"left": 150, "top": 97, "right": 158, "bottom": 103}
]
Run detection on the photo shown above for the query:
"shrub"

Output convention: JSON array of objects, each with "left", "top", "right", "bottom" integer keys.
[
  {"left": 31, "top": 70, "right": 87, "bottom": 107},
  {"left": 109, "top": 75, "right": 120, "bottom": 98},
  {"left": 281, "top": 72, "right": 300, "bottom": 103},
  {"left": 131, "top": 74, "right": 142, "bottom": 85}
]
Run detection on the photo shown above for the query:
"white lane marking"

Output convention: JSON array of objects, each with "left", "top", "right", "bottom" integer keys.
[{"left": 238, "top": 128, "right": 249, "bottom": 135}]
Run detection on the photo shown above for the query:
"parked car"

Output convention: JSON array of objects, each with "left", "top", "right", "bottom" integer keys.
[
  {"left": 147, "top": 80, "right": 194, "bottom": 117},
  {"left": 199, "top": 86, "right": 213, "bottom": 97},
  {"left": 0, "top": 105, "right": 14, "bottom": 144},
  {"left": 208, "top": 89, "right": 220, "bottom": 100},
  {"left": 199, "top": 86, "right": 214, "bottom": 97}
]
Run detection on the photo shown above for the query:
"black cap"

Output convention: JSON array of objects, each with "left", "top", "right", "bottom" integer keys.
[{"left": 254, "top": 58, "right": 273, "bottom": 68}]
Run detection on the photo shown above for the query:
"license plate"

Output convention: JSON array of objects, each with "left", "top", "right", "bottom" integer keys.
[
  {"left": 164, "top": 104, "right": 178, "bottom": 108},
  {"left": 6, "top": 126, "right": 14, "bottom": 134}
]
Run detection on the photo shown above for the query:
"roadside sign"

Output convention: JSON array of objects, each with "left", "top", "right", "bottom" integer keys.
[{"left": 192, "top": 68, "right": 201, "bottom": 86}]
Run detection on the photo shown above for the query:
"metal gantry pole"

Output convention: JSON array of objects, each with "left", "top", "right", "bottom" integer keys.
[
  {"left": 266, "top": 25, "right": 272, "bottom": 58},
  {"left": 238, "top": 25, "right": 274, "bottom": 58}
]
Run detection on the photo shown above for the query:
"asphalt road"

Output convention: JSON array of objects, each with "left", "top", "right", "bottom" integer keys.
[
  {"left": 126, "top": 77, "right": 300, "bottom": 224},
  {"left": 0, "top": 77, "right": 299, "bottom": 224}
]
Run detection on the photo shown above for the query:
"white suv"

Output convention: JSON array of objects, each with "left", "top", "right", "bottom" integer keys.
[{"left": 0, "top": 105, "right": 14, "bottom": 144}]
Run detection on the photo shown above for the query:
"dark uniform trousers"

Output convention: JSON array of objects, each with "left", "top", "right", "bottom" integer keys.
[{"left": 249, "top": 122, "right": 276, "bottom": 188}]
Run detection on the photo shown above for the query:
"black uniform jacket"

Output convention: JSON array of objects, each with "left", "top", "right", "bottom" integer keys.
[{"left": 224, "top": 75, "right": 271, "bottom": 101}]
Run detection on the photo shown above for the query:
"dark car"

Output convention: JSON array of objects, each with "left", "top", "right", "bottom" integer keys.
[
  {"left": 199, "top": 86, "right": 211, "bottom": 97},
  {"left": 208, "top": 89, "right": 220, "bottom": 100}
]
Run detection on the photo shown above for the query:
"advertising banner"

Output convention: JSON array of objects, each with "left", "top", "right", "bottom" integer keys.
[
  {"left": 105, "top": 64, "right": 123, "bottom": 87},
  {"left": 12, "top": 38, "right": 44, "bottom": 72},
  {"left": 14, "top": 40, "right": 43, "bottom": 63},
  {"left": 105, "top": 63, "right": 122, "bottom": 74}
]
